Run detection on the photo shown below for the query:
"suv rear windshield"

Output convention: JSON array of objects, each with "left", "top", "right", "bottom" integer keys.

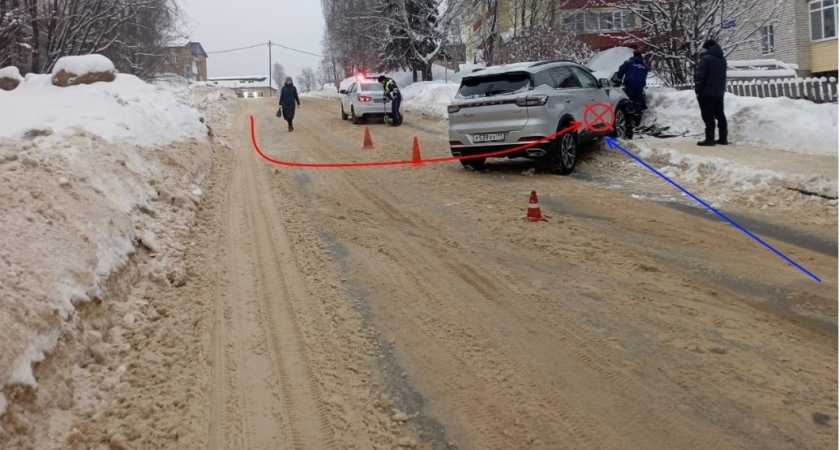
[
  {"left": 360, "top": 83, "right": 381, "bottom": 92},
  {"left": 456, "top": 72, "right": 531, "bottom": 98}
]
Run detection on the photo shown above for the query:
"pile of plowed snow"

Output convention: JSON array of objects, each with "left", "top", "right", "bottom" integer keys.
[{"left": 0, "top": 54, "right": 238, "bottom": 446}]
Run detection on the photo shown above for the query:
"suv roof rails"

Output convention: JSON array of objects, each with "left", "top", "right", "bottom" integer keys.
[{"left": 530, "top": 59, "right": 579, "bottom": 68}]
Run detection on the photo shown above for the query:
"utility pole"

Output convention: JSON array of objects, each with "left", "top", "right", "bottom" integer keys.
[{"left": 268, "top": 40, "right": 272, "bottom": 97}]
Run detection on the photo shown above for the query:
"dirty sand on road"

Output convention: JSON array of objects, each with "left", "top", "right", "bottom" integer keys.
[
  {"left": 245, "top": 97, "right": 836, "bottom": 450},
  {"left": 76, "top": 96, "right": 835, "bottom": 450}
]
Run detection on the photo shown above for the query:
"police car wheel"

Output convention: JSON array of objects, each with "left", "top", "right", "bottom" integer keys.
[
  {"left": 351, "top": 107, "right": 362, "bottom": 124},
  {"left": 341, "top": 105, "right": 349, "bottom": 120}
]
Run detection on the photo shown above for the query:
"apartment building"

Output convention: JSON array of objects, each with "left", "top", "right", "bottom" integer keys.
[
  {"left": 464, "top": 0, "right": 640, "bottom": 63},
  {"left": 729, "top": 0, "right": 837, "bottom": 77},
  {"left": 162, "top": 42, "right": 209, "bottom": 82}
]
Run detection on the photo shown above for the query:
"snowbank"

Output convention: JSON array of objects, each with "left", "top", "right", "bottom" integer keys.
[
  {"left": 402, "top": 81, "right": 459, "bottom": 118},
  {"left": 628, "top": 140, "right": 837, "bottom": 203},
  {"left": 51, "top": 54, "right": 117, "bottom": 87},
  {"left": 52, "top": 54, "right": 115, "bottom": 77},
  {"left": 644, "top": 88, "right": 838, "bottom": 156},
  {"left": 0, "top": 73, "right": 208, "bottom": 145},
  {"left": 0, "top": 66, "right": 22, "bottom": 91},
  {"left": 0, "top": 63, "right": 236, "bottom": 434}
]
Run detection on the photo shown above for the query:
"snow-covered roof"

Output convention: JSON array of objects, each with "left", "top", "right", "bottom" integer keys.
[
  {"left": 726, "top": 60, "right": 799, "bottom": 79},
  {"left": 207, "top": 76, "right": 274, "bottom": 89},
  {"left": 728, "top": 59, "right": 799, "bottom": 70}
]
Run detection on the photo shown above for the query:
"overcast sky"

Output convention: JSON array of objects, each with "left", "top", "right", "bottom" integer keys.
[{"left": 182, "top": 0, "right": 324, "bottom": 81}]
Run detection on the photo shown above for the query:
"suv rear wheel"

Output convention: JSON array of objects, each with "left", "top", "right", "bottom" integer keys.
[{"left": 547, "top": 126, "right": 577, "bottom": 175}]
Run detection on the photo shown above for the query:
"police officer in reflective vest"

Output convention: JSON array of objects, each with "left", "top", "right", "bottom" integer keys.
[{"left": 378, "top": 75, "right": 402, "bottom": 126}]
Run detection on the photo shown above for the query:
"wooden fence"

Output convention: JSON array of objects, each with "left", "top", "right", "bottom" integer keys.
[{"left": 671, "top": 77, "right": 838, "bottom": 104}]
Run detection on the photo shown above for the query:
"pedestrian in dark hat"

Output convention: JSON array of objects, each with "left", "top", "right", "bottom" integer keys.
[
  {"left": 694, "top": 39, "right": 729, "bottom": 146},
  {"left": 279, "top": 76, "right": 301, "bottom": 132}
]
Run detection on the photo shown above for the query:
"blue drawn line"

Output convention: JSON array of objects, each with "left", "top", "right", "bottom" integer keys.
[{"left": 604, "top": 137, "right": 821, "bottom": 283}]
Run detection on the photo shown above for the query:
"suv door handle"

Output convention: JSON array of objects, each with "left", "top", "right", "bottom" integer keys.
[
  {"left": 564, "top": 99, "right": 572, "bottom": 103},
  {"left": 588, "top": 97, "right": 595, "bottom": 101}
]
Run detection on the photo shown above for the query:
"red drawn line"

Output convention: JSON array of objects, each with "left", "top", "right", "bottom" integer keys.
[{"left": 249, "top": 115, "right": 584, "bottom": 169}]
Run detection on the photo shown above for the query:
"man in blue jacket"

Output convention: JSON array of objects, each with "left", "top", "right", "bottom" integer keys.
[
  {"left": 694, "top": 39, "right": 728, "bottom": 146},
  {"left": 617, "top": 49, "right": 649, "bottom": 129}
]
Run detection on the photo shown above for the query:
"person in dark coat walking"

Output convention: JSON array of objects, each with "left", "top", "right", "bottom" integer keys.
[
  {"left": 616, "top": 49, "right": 649, "bottom": 129},
  {"left": 695, "top": 39, "right": 728, "bottom": 146},
  {"left": 279, "top": 76, "right": 301, "bottom": 132}
]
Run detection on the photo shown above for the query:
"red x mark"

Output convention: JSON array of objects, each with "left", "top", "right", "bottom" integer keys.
[{"left": 583, "top": 103, "right": 615, "bottom": 132}]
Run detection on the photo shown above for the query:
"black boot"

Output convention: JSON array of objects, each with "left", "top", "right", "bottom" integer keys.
[
  {"left": 716, "top": 129, "right": 728, "bottom": 145},
  {"left": 697, "top": 129, "right": 716, "bottom": 146}
]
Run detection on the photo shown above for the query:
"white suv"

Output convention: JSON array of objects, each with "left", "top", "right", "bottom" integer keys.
[{"left": 447, "top": 60, "right": 632, "bottom": 175}]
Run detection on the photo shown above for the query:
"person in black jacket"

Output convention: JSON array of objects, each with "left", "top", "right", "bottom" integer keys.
[
  {"left": 279, "top": 76, "right": 301, "bottom": 132},
  {"left": 694, "top": 39, "right": 728, "bottom": 146}
]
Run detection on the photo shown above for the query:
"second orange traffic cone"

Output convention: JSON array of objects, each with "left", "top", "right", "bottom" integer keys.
[
  {"left": 524, "top": 190, "right": 548, "bottom": 222},
  {"left": 363, "top": 126, "right": 374, "bottom": 149},
  {"left": 411, "top": 137, "right": 423, "bottom": 166}
]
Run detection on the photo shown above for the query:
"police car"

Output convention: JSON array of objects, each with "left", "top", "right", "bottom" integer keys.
[{"left": 340, "top": 74, "right": 404, "bottom": 124}]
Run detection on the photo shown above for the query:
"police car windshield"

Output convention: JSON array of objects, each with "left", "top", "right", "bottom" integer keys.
[{"left": 360, "top": 83, "right": 381, "bottom": 92}]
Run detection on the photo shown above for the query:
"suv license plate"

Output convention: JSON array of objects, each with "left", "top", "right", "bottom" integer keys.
[
  {"left": 374, "top": 98, "right": 386, "bottom": 103},
  {"left": 474, "top": 133, "right": 505, "bottom": 143}
]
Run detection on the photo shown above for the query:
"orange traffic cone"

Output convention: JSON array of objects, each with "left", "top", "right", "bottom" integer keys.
[
  {"left": 411, "top": 137, "right": 423, "bottom": 166},
  {"left": 363, "top": 127, "right": 374, "bottom": 149},
  {"left": 524, "top": 190, "right": 548, "bottom": 222}
]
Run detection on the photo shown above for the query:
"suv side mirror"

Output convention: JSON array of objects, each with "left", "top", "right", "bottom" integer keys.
[
  {"left": 339, "top": 89, "right": 347, "bottom": 94},
  {"left": 599, "top": 78, "right": 610, "bottom": 88}
]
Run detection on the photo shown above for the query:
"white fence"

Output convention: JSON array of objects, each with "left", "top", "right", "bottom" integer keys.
[{"left": 673, "top": 77, "right": 838, "bottom": 104}]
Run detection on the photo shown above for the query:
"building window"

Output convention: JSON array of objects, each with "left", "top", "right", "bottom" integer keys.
[
  {"left": 257, "top": 91, "right": 264, "bottom": 98},
  {"left": 761, "top": 24, "right": 775, "bottom": 54},
  {"left": 601, "top": 11, "right": 625, "bottom": 30},
  {"left": 810, "top": 0, "right": 837, "bottom": 41},
  {"left": 563, "top": 12, "right": 585, "bottom": 32},
  {"left": 564, "top": 10, "right": 635, "bottom": 32}
]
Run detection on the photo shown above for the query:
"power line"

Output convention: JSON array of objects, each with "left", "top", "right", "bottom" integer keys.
[
  {"left": 206, "top": 43, "right": 266, "bottom": 54},
  {"left": 270, "top": 42, "right": 322, "bottom": 58},
  {"left": 206, "top": 42, "right": 322, "bottom": 58}
]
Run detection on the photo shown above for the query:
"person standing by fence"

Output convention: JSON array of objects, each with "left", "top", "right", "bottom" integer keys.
[{"left": 694, "top": 39, "right": 729, "bottom": 146}]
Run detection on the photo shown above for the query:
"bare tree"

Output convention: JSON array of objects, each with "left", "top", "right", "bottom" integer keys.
[
  {"left": 0, "top": 0, "right": 185, "bottom": 79},
  {"left": 319, "top": 0, "right": 381, "bottom": 78},
  {"left": 496, "top": 23, "right": 596, "bottom": 65},
  {"left": 272, "top": 62, "right": 286, "bottom": 87},
  {"left": 609, "top": 0, "right": 783, "bottom": 85},
  {"left": 365, "top": 0, "right": 467, "bottom": 81},
  {"left": 296, "top": 67, "right": 316, "bottom": 92}
]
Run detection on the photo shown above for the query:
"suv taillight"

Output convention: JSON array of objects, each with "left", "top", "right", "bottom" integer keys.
[
  {"left": 447, "top": 104, "right": 461, "bottom": 114},
  {"left": 515, "top": 95, "right": 549, "bottom": 107},
  {"left": 358, "top": 95, "right": 372, "bottom": 102}
]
